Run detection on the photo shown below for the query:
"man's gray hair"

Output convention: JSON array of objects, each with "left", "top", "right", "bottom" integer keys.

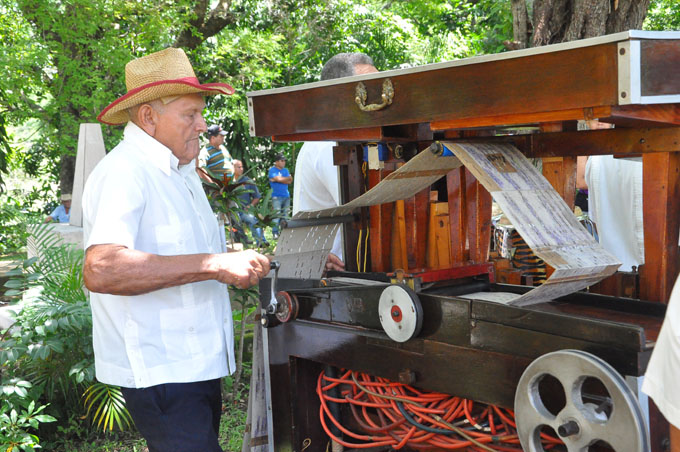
[{"left": 320, "top": 53, "right": 375, "bottom": 81}]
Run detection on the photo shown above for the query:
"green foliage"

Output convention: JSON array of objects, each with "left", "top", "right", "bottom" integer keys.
[
  {"left": 0, "top": 0, "right": 516, "bottom": 196},
  {"left": 0, "top": 197, "right": 30, "bottom": 255},
  {"left": 0, "top": 390, "right": 56, "bottom": 452},
  {"left": 82, "top": 384, "right": 133, "bottom": 432},
  {"left": 1, "top": 223, "right": 131, "bottom": 448},
  {"left": 1, "top": 227, "right": 90, "bottom": 415},
  {"left": 218, "top": 375, "right": 249, "bottom": 451},
  {"left": 644, "top": 0, "right": 680, "bottom": 30},
  {"left": 0, "top": 0, "right": 198, "bottom": 194}
]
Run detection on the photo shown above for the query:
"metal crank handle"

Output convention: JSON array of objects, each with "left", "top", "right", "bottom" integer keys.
[{"left": 265, "top": 261, "right": 281, "bottom": 315}]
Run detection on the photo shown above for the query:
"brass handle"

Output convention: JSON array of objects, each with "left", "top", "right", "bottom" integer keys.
[{"left": 355, "top": 79, "right": 394, "bottom": 112}]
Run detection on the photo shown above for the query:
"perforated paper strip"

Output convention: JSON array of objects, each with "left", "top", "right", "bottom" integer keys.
[
  {"left": 274, "top": 148, "right": 464, "bottom": 279},
  {"left": 443, "top": 141, "right": 620, "bottom": 306},
  {"left": 275, "top": 141, "right": 620, "bottom": 305},
  {"left": 273, "top": 223, "right": 340, "bottom": 280}
]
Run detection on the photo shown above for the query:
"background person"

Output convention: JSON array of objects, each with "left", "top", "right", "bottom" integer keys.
[
  {"left": 292, "top": 52, "right": 377, "bottom": 271},
  {"left": 583, "top": 120, "right": 644, "bottom": 272},
  {"left": 45, "top": 193, "right": 72, "bottom": 223},
  {"left": 268, "top": 153, "right": 292, "bottom": 238},
  {"left": 232, "top": 159, "right": 267, "bottom": 247},
  {"left": 83, "top": 47, "right": 270, "bottom": 452},
  {"left": 201, "top": 124, "right": 234, "bottom": 180},
  {"left": 643, "top": 275, "right": 680, "bottom": 451}
]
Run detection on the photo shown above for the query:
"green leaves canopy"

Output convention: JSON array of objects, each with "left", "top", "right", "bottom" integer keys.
[{"left": 0, "top": 0, "right": 514, "bottom": 195}]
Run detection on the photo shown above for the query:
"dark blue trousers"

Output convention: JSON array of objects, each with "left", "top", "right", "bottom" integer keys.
[{"left": 121, "top": 379, "right": 223, "bottom": 452}]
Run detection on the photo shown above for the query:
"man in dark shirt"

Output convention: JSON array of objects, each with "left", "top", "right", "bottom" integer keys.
[{"left": 233, "top": 160, "right": 267, "bottom": 246}]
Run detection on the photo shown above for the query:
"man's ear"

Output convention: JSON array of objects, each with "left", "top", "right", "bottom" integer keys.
[{"left": 135, "top": 104, "right": 158, "bottom": 136}]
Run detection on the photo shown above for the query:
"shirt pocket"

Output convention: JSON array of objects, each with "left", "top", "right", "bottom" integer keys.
[
  {"left": 159, "top": 303, "right": 222, "bottom": 362},
  {"left": 155, "top": 220, "right": 192, "bottom": 255}
]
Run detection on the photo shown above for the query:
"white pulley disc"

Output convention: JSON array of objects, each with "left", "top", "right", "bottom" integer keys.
[
  {"left": 378, "top": 284, "right": 423, "bottom": 343},
  {"left": 514, "top": 349, "right": 649, "bottom": 452}
]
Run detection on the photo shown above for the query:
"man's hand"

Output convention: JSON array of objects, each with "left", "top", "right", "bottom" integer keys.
[
  {"left": 324, "top": 253, "right": 345, "bottom": 272},
  {"left": 212, "top": 249, "right": 271, "bottom": 289}
]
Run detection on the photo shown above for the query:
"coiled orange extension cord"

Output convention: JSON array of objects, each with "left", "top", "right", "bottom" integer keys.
[{"left": 317, "top": 369, "right": 563, "bottom": 451}]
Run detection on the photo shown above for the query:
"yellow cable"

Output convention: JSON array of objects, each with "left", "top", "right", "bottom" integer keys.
[
  {"left": 356, "top": 228, "right": 363, "bottom": 270},
  {"left": 363, "top": 228, "right": 369, "bottom": 272}
]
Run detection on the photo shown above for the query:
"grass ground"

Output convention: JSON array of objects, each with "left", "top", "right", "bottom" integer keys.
[{"left": 46, "top": 376, "right": 250, "bottom": 452}]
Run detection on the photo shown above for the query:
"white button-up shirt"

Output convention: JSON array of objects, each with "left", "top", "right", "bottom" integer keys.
[
  {"left": 83, "top": 122, "right": 235, "bottom": 388},
  {"left": 292, "top": 141, "right": 343, "bottom": 259}
]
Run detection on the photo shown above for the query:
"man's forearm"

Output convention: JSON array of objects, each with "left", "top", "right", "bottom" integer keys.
[
  {"left": 84, "top": 244, "right": 271, "bottom": 295},
  {"left": 84, "top": 245, "right": 219, "bottom": 296},
  {"left": 271, "top": 176, "right": 292, "bottom": 184}
]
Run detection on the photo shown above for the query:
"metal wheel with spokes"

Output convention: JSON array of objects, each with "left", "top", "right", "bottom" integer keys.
[{"left": 514, "top": 349, "right": 649, "bottom": 452}]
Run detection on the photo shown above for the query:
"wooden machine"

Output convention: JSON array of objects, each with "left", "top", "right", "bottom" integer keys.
[{"left": 247, "top": 31, "right": 680, "bottom": 451}]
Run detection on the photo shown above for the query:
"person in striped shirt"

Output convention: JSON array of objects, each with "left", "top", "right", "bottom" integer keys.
[{"left": 202, "top": 124, "right": 234, "bottom": 180}]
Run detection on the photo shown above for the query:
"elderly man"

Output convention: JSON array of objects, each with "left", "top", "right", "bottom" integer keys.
[
  {"left": 84, "top": 47, "right": 270, "bottom": 452},
  {"left": 292, "top": 53, "right": 377, "bottom": 272}
]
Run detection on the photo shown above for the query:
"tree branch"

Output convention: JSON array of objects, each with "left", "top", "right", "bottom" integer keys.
[{"left": 174, "top": 0, "right": 235, "bottom": 50}]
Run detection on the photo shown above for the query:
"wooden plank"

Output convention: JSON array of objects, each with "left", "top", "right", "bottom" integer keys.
[
  {"left": 649, "top": 399, "right": 671, "bottom": 452},
  {"left": 542, "top": 156, "right": 576, "bottom": 207},
  {"left": 430, "top": 202, "right": 452, "bottom": 269},
  {"left": 392, "top": 199, "right": 408, "bottom": 270},
  {"left": 242, "top": 322, "right": 269, "bottom": 452},
  {"left": 607, "top": 104, "right": 680, "bottom": 127},
  {"left": 250, "top": 44, "right": 619, "bottom": 137},
  {"left": 447, "top": 169, "right": 466, "bottom": 264},
  {"left": 273, "top": 126, "right": 383, "bottom": 142},
  {"left": 405, "top": 196, "right": 418, "bottom": 269},
  {"left": 470, "top": 321, "right": 645, "bottom": 376},
  {"left": 431, "top": 106, "right": 611, "bottom": 130},
  {"left": 471, "top": 300, "right": 649, "bottom": 353},
  {"left": 465, "top": 170, "right": 492, "bottom": 263},
  {"left": 368, "top": 169, "right": 393, "bottom": 273},
  {"left": 526, "top": 126, "right": 680, "bottom": 158},
  {"left": 641, "top": 40, "right": 680, "bottom": 97},
  {"left": 342, "top": 145, "right": 364, "bottom": 272},
  {"left": 639, "top": 152, "right": 680, "bottom": 302},
  {"left": 410, "top": 189, "right": 430, "bottom": 269}
]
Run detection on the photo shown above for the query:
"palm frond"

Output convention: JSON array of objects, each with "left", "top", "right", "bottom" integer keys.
[{"left": 82, "top": 383, "right": 133, "bottom": 432}]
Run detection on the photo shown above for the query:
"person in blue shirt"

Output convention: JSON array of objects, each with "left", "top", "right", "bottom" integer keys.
[
  {"left": 268, "top": 154, "right": 292, "bottom": 238},
  {"left": 45, "top": 194, "right": 71, "bottom": 223}
]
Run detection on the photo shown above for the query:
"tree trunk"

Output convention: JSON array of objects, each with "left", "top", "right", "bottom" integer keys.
[
  {"left": 60, "top": 154, "right": 76, "bottom": 195},
  {"left": 511, "top": 0, "right": 530, "bottom": 49},
  {"left": 514, "top": 0, "right": 651, "bottom": 47}
]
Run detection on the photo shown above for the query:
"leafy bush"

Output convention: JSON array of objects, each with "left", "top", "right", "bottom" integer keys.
[
  {"left": 0, "top": 197, "right": 31, "bottom": 256},
  {"left": 1, "top": 223, "right": 131, "bottom": 448},
  {"left": 0, "top": 381, "right": 56, "bottom": 452}
]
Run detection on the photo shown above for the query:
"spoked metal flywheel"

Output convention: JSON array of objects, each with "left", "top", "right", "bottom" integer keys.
[{"left": 514, "top": 349, "right": 649, "bottom": 452}]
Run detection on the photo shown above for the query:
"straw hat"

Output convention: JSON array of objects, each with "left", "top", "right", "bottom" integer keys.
[
  {"left": 97, "top": 48, "right": 234, "bottom": 125},
  {"left": 61, "top": 194, "right": 72, "bottom": 201}
]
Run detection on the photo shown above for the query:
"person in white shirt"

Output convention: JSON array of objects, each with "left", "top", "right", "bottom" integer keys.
[
  {"left": 583, "top": 120, "right": 644, "bottom": 272},
  {"left": 643, "top": 276, "right": 680, "bottom": 452},
  {"left": 293, "top": 53, "right": 377, "bottom": 272},
  {"left": 85, "top": 47, "right": 270, "bottom": 452}
]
